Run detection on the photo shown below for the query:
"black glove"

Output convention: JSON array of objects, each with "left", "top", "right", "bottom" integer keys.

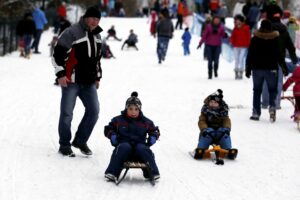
[
  {"left": 197, "top": 43, "right": 202, "bottom": 49},
  {"left": 245, "top": 70, "right": 251, "bottom": 78},
  {"left": 282, "top": 68, "right": 289, "bottom": 77}
]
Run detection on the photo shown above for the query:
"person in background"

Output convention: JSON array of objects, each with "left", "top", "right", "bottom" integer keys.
[
  {"left": 16, "top": 12, "right": 36, "bottom": 58},
  {"left": 154, "top": 8, "right": 174, "bottom": 64},
  {"left": 287, "top": 16, "right": 299, "bottom": 44},
  {"left": 121, "top": 29, "right": 138, "bottom": 50},
  {"left": 246, "top": 19, "right": 288, "bottom": 122},
  {"left": 106, "top": 25, "right": 122, "bottom": 41},
  {"left": 198, "top": 16, "right": 226, "bottom": 79},
  {"left": 31, "top": 6, "right": 48, "bottom": 54},
  {"left": 181, "top": 27, "right": 191, "bottom": 56},
  {"left": 261, "top": 12, "right": 298, "bottom": 110},
  {"left": 230, "top": 14, "right": 251, "bottom": 79}
]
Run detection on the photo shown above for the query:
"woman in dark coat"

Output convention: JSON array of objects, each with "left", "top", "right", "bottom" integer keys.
[{"left": 246, "top": 19, "right": 288, "bottom": 122}]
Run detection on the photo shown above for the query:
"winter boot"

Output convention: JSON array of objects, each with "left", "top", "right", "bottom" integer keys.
[
  {"left": 234, "top": 70, "right": 239, "bottom": 80},
  {"left": 105, "top": 173, "right": 118, "bottom": 182},
  {"left": 269, "top": 108, "right": 276, "bottom": 122},
  {"left": 214, "top": 63, "right": 218, "bottom": 77},
  {"left": 238, "top": 70, "right": 243, "bottom": 79},
  {"left": 227, "top": 148, "right": 238, "bottom": 160},
  {"left": 214, "top": 69, "right": 218, "bottom": 78},
  {"left": 72, "top": 142, "right": 93, "bottom": 155},
  {"left": 208, "top": 69, "right": 213, "bottom": 79},
  {"left": 250, "top": 114, "right": 260, "bottom": 121},
  {"left": 58, "top": 146, "right": 75, "bottom": 157},
  {"left": 194, "top": 148, "right": 210, "bottom": 159}
]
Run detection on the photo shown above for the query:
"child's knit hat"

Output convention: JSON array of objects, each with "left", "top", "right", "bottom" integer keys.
[
  {"left": 208, "top": 89, "right": 223, "bottom": 103},
  {"left": 125, "top": 92, "right": 142, "bottom": 110}
]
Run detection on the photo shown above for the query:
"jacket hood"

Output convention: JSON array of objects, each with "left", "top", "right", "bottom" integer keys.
[{"left": 253, "top": 30, "right": 279, "bottom": 40}]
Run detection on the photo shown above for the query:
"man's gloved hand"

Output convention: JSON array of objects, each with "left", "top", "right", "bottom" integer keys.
[
  {"left": 197, "top": 43, "right": 202, "bottom": 49},
  {"left": 245, "top": 69, "right": 251, "bottom": 78}
]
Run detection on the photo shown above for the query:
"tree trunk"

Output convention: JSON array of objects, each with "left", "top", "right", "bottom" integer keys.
[{"left": 123, "top": 0, "right": 137, "bottom": 17}]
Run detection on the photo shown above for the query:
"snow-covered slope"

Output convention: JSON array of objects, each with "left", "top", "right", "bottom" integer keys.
[{"left": 0, "top": 17, "right": 300, "bottom": 200}]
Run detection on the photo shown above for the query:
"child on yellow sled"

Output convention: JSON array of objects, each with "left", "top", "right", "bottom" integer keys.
[{"left": 193, "top": 89, "right": 237, "bottom": 160}]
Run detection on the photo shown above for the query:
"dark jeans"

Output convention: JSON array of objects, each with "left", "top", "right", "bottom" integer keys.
[
  {"left": 197, "top": 130, "right": 232, "bottom": 149},
  {"left": 157, "top": 36, "right": 170, "bottom": 62},
  {"left": 252, "top": 69, "right": 278, "bottom": 116},
  {"left": 24, "top": 34, "right": 33, "bottom": 55},
  {"left": 206, "top": 45, "right": 221, "bottom": 78},
  {"left": 58, "top": 83, "right": 99, "bottom": 147},
  {"left": 31, "top": 29, "right": 43, "bottom": 52},
  {"left": 175, "top": 14, "right": 183, "bottom": 29},
  {"left": 105, "top": 142, "right": 159, "bottom": 177},
  {"left": 183, "top": 42, "right": 190, "bottom": 55},
  {"left": 261, "top": 67, "right": 283, "bottom": 108}
]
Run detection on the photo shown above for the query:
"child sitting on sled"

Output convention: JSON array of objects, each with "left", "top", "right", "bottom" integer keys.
[
  {"left": 104, "top": 92, "right": 160, "bottom": 182},
  {"left": 193, "top": 89, "right": 237, "bottom": 160},
  {"left": 283, "top": 65, "right": 300, "bottom": 121}
]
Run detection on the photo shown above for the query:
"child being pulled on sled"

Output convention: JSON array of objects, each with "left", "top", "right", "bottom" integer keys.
[
  {"left": 193, "top": 89, "right": 237, "bottom": 159},
  {"left": 104, "top": 92, "right": 160, "bottom": 182},
  {"left": 283, "top": 64, "right": 300, "bottom": 121}
]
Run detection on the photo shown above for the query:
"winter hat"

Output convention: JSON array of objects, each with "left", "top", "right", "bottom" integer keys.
[
  {"left": 161, "top": 8, "right": 170, "bottom": 18},
  {"left": 269, "top": 0, "right": 277, "bottom": 5},
  {"left": 259, "top": 19, "right": 273, "bottom": 32},
  {"left": 283, "top": 10, "right": 291, "bottom": 19},
  {"left": 208, "top": 89, "right": 223, "bottom": 103},
  {"left": 234, "top": 14, "right": 245, "bottom": 23},
  {"left": 125, "top": 91, "right": 142, "bottom": 110},
  {"left": 83, "top": 6, "right": 101, "bottom": 19},
  {"left": 289, "top": 16, "right": 296, "bottom": 23}
]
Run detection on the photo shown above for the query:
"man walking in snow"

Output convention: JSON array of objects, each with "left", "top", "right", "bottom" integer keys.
[
  {"left": 52, "top": 5, "right": 102, "bottom": 157},
  {"left": 155, "top": 8, "right": 174, "bottom": 64}
]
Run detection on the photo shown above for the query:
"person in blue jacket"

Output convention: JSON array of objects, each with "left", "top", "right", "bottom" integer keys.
[
  {"left": 31, "top": 6, "right": 48, "bottom": 54},
  {"left": 181, "top": 27, "right": 191, "bottom": 55},
  {"left": 104, "top": 92, "right": 160, "bottom": 182}
]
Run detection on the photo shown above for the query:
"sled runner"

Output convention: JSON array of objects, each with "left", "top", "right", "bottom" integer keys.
[
  {"left": 116, "top": 161, "right": 156, "bottom": 185},
  {"left": 190, "top": 145, "right": 238, "bottom": 165},
  {"left": 281, "top": 94, "right": 300, "bottom": 131},
  {"left": 106, "top": 160, "right": 156, "bottom": 186}
]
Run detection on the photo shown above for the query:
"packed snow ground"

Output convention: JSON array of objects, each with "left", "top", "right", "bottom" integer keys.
[{"left": 0, "top": 17, "right": 300, "bottom": 200}]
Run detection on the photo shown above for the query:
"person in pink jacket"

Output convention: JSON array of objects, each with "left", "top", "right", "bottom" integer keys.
[
  {"left": 283, "top": 66, "right": 300, "bottom": 119},
  {"left": 198, "top": 16, "right": 227, "bottom": 79}
]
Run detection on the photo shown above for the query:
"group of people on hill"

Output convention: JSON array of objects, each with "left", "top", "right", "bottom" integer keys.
[
  {"left": 50, "top": 5, "right": 239, "bottom": 184},
  {"left": 194, "top": 0, "right": 300, "bottom": 123},
  {"left": 14, "top": 0, "right": 300, "bottom": 183}
]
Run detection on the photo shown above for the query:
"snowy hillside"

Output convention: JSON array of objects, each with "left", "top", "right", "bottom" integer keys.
[{"left": 0, "top": 17, "right": 300, "bottom": 200}]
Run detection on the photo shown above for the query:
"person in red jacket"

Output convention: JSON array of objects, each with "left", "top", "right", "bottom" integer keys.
[
  {"left": 57, "top": 2, "right": 67, "bottom": 18},
  {"left": 283, "top": 66, "right": 300, "bottom": 120},
  {"left": 210, "top": 0, "right": 220, "bottom": 15},
  {"left": 230, "top": 14, "right": 251, "bottom": 79}
]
